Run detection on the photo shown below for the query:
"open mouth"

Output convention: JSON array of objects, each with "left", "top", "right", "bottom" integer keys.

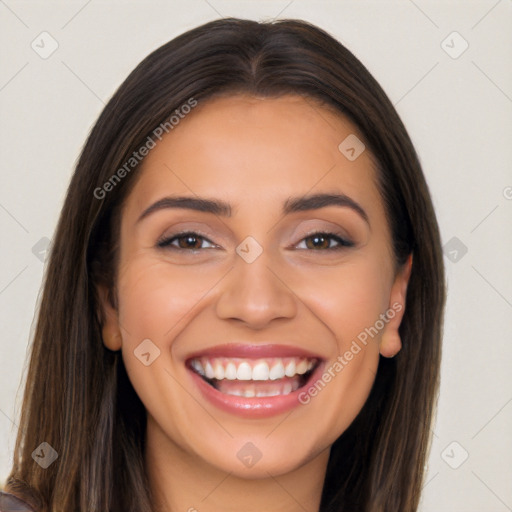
[{"left": 187, "top": 356, "right": 320, "bottom": 398}]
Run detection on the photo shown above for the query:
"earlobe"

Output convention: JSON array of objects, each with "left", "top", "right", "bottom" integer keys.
[
  {"left": 379, "top": 253, "right": 413, "bottom": 358},
  {"left": 379, "top": 332, "right": 401, "bottom": 358},
  {"left": 102, "top": 325, "right": 122, "bottom": 351},
  {"left": 97, "top": 284, "right": 122, "bottom": 351}
]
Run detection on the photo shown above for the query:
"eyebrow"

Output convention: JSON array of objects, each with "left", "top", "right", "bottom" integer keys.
[{"left": 136, "top": 193, "right": 369, "bottom": 225}]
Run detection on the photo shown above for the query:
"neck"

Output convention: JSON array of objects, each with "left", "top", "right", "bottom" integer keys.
[{"left": 144, "top": 415, "right": 330, "bottom": 512}]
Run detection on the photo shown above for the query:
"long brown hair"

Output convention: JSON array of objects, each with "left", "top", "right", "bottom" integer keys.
[{"left": 5, "top": 18, "right": 445, "bottom": 511}]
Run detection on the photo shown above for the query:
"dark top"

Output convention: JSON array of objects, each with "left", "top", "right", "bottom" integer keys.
[{"left": 0, "top": 492, "right": 35, "bottom": 512}]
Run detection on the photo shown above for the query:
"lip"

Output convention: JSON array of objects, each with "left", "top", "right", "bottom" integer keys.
[
  {"left": 185, "top": 345, "right": 326, "bottom": 418},
  {"left": 185, "top": 343, "right": 324, "bottom": 360}
]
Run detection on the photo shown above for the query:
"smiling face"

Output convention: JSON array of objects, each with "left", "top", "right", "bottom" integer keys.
[{"left": 99, "top": 94, "right": 411, "bottom": 481}]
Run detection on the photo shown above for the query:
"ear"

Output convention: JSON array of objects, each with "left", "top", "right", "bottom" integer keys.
[
  {"left": 379, "top": 253, "right": 413, "bottom": 358},
  {"left": 96, "top": 284, "right": 122, "bottom": 351}
]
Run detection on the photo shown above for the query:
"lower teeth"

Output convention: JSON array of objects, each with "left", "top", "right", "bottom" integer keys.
[
  {"left": 224, "top": 385, "right": 294, "bottom": 398},
  {"left": 204, "top": 374, "right": 309, "bottom": 397}
]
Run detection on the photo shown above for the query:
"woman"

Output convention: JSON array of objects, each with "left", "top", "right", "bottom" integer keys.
[{"left": 1, "top": 17, "right": 445, "bottom": 512}]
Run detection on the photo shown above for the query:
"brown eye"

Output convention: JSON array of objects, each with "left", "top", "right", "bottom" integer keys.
[
  {"left": 305, "top": 234, "right": 330, "bottom": 250},
  {"left": 298, "top": 232, "right": 354, "bottom": 251},
  {"left": 176, "top": 234, "right": 203, "bottom": 249},
  {"left": 157, "top": 232, "right": 217, "bottom": 250}
]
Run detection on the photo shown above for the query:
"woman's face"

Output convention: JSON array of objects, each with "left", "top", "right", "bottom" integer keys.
[{"left": 100, "top": 94, "right": 410, "bottom": 478}]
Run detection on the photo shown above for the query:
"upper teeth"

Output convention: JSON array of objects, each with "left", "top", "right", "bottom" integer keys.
[{"left": 190, "top": 357, "right": 315, "bottom": 381}]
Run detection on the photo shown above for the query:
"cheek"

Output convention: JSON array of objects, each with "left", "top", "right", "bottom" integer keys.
[
  {"left": 116, "top": 257, "right": 217, "bottom": 347},
  {"left": 115, "top": 258, "right": 221, "bottom": 437},
  {"left": 291, "top": 262, "right": 388, "bottom": 434},
  {"left": 293, "top": 259, "right": 392, "bottom": 349}
]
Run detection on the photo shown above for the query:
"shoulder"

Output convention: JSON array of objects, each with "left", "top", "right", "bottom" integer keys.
[{"left": 0, "top": 491, "right": 35, "bottom": 512}]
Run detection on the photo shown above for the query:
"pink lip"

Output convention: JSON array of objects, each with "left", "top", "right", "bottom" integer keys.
[
  {"left": 185, "top": 343, "right": 324, "bottom": 361},
  {"left": 186, "top": 356, "right": 326, "bottom": 419}
]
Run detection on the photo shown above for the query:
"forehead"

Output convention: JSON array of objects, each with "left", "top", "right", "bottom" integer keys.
[{"left": 123, "top": 94, "right": 383, "bottom": 219}]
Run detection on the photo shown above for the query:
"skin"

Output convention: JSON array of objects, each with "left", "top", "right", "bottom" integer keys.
[{"left": 99, "top": 94, "right": 412, "bottom": 512}]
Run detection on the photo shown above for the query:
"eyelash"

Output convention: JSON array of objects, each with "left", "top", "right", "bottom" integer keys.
[{"left": 156, "top": 231, "right": 354, "bottom": 251}]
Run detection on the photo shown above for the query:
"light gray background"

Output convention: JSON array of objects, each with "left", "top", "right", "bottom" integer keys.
[{"left": 1, "top": 1, "right": 511, "bottom": 511}]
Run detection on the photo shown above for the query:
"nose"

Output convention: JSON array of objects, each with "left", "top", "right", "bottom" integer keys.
[{"left": 215, "top": 250, "right": 297, "bottom": 329}]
